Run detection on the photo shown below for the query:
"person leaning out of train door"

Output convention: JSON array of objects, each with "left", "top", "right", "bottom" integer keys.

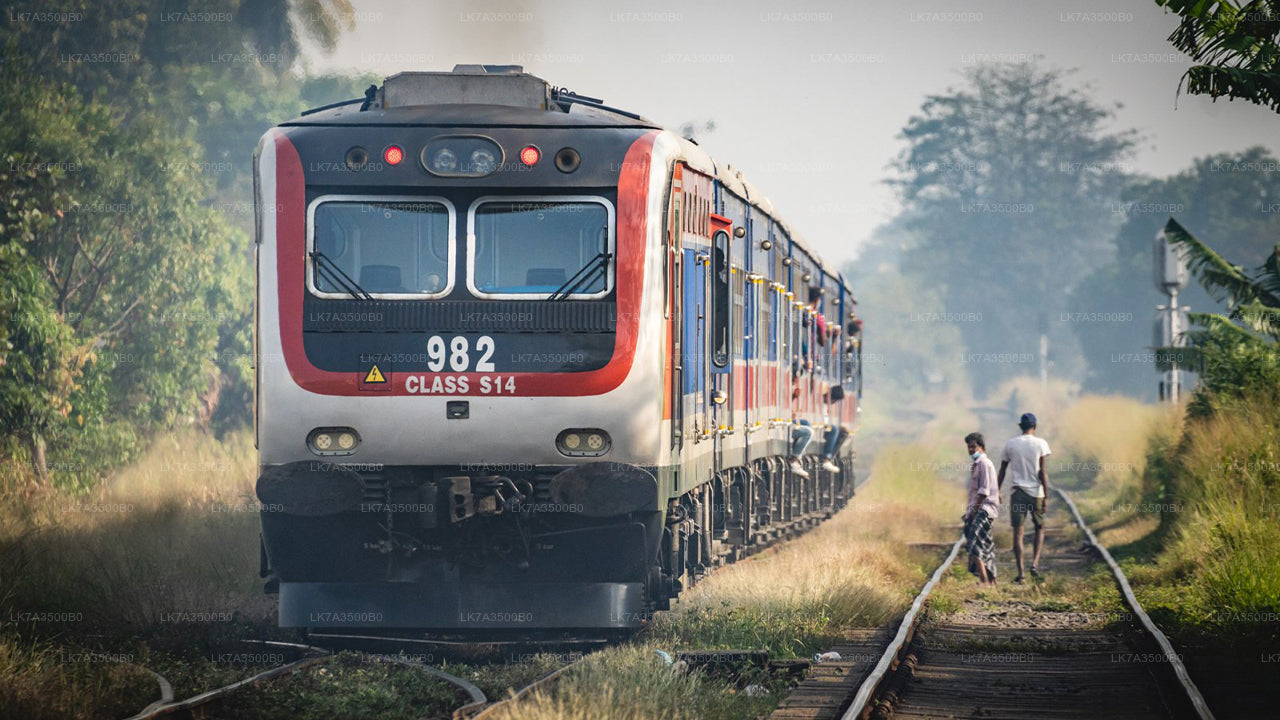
[
  {"left": 963, "top": 432, "right": 999, "bottom": 585},
  {"left": 816, "top": 384, "right": 846, "bottom": 474},
  {"left": 998, "top": 413, "right": 1052, "bottom": 583},
  {"left": 788, "top": 369, "right": 813, "bottom": 479}
]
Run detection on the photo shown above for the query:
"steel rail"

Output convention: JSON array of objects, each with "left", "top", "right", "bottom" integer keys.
[
  {"left": 1053, "top": 485, "right": 1216, "bottom": 720},
  {"left": 465, "top": 654, "right": 588, "bottom": 720},
  {"left": 839, "top": 536, "right": 963, "bottom": 720},
  {"left": 122, "top": 652, "right": 328, "bottom": 720},
  {"left": 126, "top": 665, "right": 174, "bottom": 717}
]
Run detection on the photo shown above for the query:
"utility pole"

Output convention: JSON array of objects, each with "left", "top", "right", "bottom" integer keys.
[
  {"left": 1038, "top": 311, "right": 1049, "bottom": 392},
  {"left": 1153, "top": 229, "right": 1189, "bottom": 403}
]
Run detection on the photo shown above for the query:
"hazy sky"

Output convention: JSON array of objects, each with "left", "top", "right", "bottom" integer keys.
[{"left": 298, "top": 0, "right": 1278, "bottom": 264}]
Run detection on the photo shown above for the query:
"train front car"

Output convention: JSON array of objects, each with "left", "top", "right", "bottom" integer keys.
[{"left": 254, "top": 67, "right": 669, "bottom": 632}]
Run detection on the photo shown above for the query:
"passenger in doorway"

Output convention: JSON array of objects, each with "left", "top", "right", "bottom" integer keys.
[
  {"left": 998, "top": 413, "right": 1052, "bottom": 583},
  {"left": 963, "top": 432, "right": 999, "bottom": 585},
  {"left": 788, "top": 372, "right": 812, "bottom": 479},
  {"left": 817, "top": 385, "right": 847, "bottom": 474}
]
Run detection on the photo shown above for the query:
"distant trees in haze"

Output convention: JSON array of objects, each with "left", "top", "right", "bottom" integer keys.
[
  {"left": 1071, "top": 147, "right": 1280, "bottom": 396},
  {"left": 887, "top": 61, "right": 1138, "bottom": 396},
  {"left": 856, "top": 59, "right": 1279, "bottom": 402}
]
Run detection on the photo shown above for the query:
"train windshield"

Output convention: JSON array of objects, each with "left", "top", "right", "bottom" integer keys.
[
  {"left": 309, "top": 198, "right": 453, "bottom": 298},
  {"left": 468, "top": 198, "right": 613, "bottom": 299}
]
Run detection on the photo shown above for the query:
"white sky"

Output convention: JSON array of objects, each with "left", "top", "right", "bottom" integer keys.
[{"left": 298, "top": 0, "right": 1279, "bottom": 264}]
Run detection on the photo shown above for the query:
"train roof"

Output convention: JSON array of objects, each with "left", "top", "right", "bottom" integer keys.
[
  {"left": 284, "top": 65, "right": 842, "bottom": 285},
  {"left": 670, "top": 134, "right": 834, "bottom": 279}
]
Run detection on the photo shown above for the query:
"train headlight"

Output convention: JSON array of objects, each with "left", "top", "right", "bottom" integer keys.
[
  {"left": 307, "top": 427, "right": 361, "bottom": 456},
  {"left": 557, "top": 428, "right": 611, "bottom": 457},
  {"left": 420, "top": 136, "right": 504, "bottom": 177},
  {"left": 430, "top": 147, "right": 458, "bottom": 173},
  {"left": 470, "top": 148, "right": 497, "bottom": 175}
]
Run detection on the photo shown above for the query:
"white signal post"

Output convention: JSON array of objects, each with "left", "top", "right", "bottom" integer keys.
[{"left": 1153, "top": 229, "right": 1189, "bottom": 403}]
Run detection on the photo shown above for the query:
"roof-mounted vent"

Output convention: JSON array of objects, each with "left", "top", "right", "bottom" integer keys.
[{"left": 381, "top": 66, "right": 552, "bottom": 110}]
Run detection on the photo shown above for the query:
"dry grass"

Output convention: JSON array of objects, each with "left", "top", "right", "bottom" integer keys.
[
  {"left": 0, "top": 431, "right": 272, "bottom": 720},
  {"left": 1052, "top": 395, "right": 1170, "bottom": 540},
  {"left": 1, "top": 430, "right": 267, "bottom": 632}
]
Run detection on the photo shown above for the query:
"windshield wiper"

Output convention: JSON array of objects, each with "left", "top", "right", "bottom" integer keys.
[
  {"left": 547, "top": 252, "right": 611, "bottom": 301},
  {"left": 311, "top": 251, "right": 373, "bottom": 300}
]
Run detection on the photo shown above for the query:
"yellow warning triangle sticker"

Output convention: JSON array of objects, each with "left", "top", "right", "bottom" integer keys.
[{"left": 363, "top": 365, "right": 386, "bottom": 383}]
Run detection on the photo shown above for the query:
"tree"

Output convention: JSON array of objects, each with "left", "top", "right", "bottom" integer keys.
[
  {"left": 1155, "top": 0, "right": 1280, "bottom": 113},
  {"left": 0, "top": 56, "right": 245, "bottom": 485},
  {"left": 0, "top": 4, "right": 364, "bottom": 486},
  {"left": 1158, "top": 218, "right": 1280, "bottom": 415},
  {"left": 1071, "top": 147, "right": 1280, "bottom": 396},
  {"left": 892, "top": 61, "right": 1139, "bottom": 394}
]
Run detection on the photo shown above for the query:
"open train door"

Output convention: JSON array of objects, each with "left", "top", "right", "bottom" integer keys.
[{"left": 708, "top": 215, "right": 733, "bottom": 470}]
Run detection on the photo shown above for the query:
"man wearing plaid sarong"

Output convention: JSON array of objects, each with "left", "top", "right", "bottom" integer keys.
[{"left": 963, "top": 432, "right": 1000, "bottom": 584}]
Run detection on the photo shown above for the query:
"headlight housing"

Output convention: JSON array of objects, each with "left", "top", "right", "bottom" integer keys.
[
  {"left": 556, "top": 428, "right": 611, "bottom": 457},
  {"left": 307, "top": 427, "right": 361, "bottom": 456}
]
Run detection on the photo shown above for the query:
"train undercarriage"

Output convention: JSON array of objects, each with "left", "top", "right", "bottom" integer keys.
[{"left": 257, "top": 451, "right": 855, "bottom": 632}]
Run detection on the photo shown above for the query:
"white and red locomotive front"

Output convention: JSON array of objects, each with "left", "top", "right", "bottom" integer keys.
[{"left": 253, "top": 67, "right": 860, "bottom": 631}]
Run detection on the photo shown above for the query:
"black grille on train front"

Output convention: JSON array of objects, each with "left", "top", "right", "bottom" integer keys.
[{"left": 303, "top": 299, "right": 616, "bottom": 333}]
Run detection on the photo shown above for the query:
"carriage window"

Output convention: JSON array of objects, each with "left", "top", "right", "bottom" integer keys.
[
  {"left": 469, "top": 198, "right": 613, "bottom": 298},
  {"left": 309, "top": 198, "right": 453, "bottom": 298}
]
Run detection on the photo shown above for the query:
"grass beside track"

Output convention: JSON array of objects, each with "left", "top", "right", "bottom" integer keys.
[{"left": 1060, "top": 394, "right": 1280, "bottom": 650}]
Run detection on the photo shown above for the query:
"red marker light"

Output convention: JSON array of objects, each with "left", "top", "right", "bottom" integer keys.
[
  {"left": 520, "top": 145, "right": 541, "bottom": 166},
  {"left": 384, "top": 145, "right": 404, "bottom": 165}
]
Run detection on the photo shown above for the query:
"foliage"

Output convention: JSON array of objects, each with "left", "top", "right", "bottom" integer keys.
[
  {"left": 891, "top": 60, "right": 1139, "bottom": 394},
  {"left": 0, "top": 3, "right": 366, "bottom": 486},
  {"left": 0, "top": 54, "right": 254, "bottom": 485},
  {"left": 1155, "top": 0, "right": 1280, "bottom": 112}
]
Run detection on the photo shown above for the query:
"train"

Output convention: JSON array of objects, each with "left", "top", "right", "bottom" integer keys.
[{"left": 252, "top": 65, "right": 863, "bottom": 633}]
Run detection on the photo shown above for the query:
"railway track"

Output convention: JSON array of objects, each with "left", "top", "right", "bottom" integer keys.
[
  {"left": 781, "top": 485, "right": 1216, "bottom": 720},
  {"left": 120, "top": 639, "right": 491, "bottom": 720}
]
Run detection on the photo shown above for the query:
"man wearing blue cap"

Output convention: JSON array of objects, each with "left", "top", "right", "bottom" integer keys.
[{"left": 998, "top": 413, "right": 1051, "bottom": 583}]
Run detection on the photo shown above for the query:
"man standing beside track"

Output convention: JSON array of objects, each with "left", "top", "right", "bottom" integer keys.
[
  {"left": 999, "top": 413, "right": 1052, "bottom": 583},
  {"left": 963, "top": 432, "right": 999, "bottom": 584}
]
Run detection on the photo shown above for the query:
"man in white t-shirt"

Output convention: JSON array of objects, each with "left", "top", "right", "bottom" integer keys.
[{"left": 998, "top": 413, "right": 1051, "bottom": 583}]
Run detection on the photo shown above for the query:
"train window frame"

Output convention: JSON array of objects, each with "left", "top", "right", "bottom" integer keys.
[
  {"left": 465, "top": 195, "right": 616, "bottom": 301},
  {"left": 710, "top": 229, "right": 731, "bottom": 369},
  {"left": 305, "top": 194, "right": 457, "bottom": 301}
]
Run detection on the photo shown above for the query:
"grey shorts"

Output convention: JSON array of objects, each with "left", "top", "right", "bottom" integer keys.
[{"left": 1009, "top": 487, "right": 1044, "bottom": 530}]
